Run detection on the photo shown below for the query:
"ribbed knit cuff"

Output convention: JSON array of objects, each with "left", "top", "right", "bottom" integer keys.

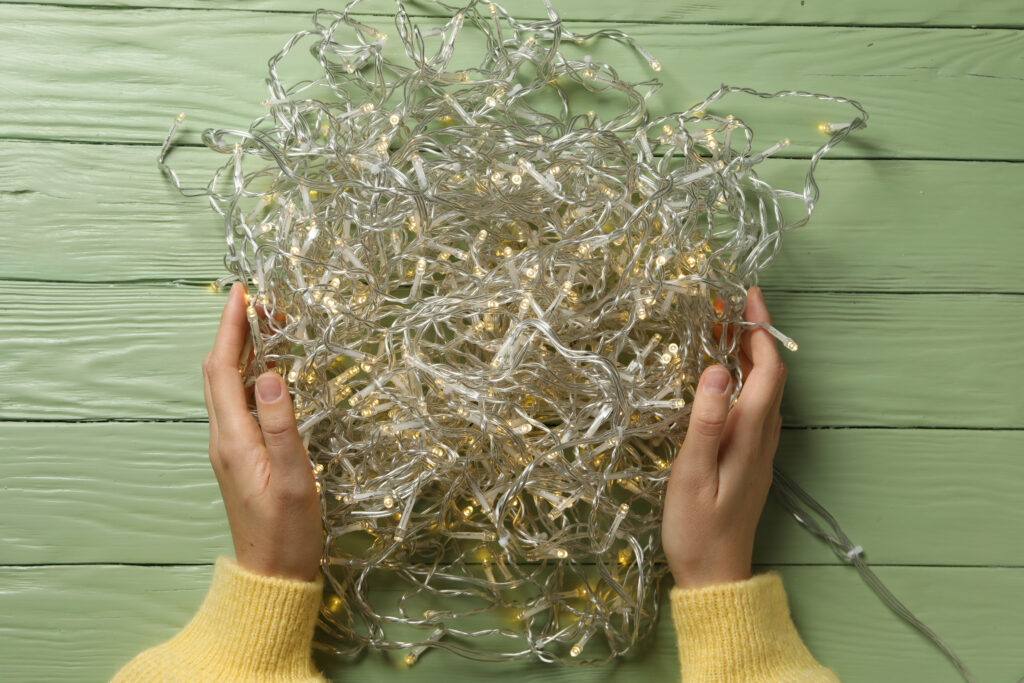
[
  {"left": 167, "top": 556, "right": 326, "bottom": 680},
  {"left": 669, "top": 571, "right": 840, "bottom": 682}
]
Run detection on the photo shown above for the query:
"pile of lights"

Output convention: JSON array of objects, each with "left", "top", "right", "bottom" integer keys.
[{"left": 159, "top": 0, "right": 877, "bottom": 666}]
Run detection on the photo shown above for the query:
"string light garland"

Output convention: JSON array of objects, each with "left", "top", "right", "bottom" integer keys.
[{"left": 158, "top": 1, "right": 975, "bottom": 678}]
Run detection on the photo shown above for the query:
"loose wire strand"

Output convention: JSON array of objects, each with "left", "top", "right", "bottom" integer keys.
[{"left": 771, "top": 467, "right": 978, "bottom": 683}]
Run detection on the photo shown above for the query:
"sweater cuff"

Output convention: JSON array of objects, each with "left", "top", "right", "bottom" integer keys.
[
  {"left": 168, "top": 556, "right": 326, "bottom": 680},
  {"left": 669, "top": 571, "right": 840, "bottom": 682}
]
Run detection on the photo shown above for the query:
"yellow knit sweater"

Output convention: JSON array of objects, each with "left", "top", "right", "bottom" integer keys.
[{"left": 112, "top": 556, "right": 840, "bottom": 682}]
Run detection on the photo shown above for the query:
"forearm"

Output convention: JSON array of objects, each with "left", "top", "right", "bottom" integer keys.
[
  {"left": 670, "top": 571, "right": 840, "bottom": 683},
  {"left": 112, "top": 556, "right": 327, "bottom": 682}
]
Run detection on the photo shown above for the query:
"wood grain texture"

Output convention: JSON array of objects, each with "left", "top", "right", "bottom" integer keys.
[
  {"left": 2, "top": 6, "right": 1023, "bottom": 160},
  {"left": 2, "top": 282, "right": 1020, "bottom": 426},
  {"left": 0, "top": 564, "right": 1020, "bottom": 683},
  {"left": 1, "top": 421, "right": 1021, "bottom": 567},
  {"left": 0, "top": 422, "right": 232, "bottom": 565},
  {"left": 1, "top": 0, "right": 1020, "bottom": 28},
  {"left": 4, "top": 141, "right": 1022, "bottom": 292}
]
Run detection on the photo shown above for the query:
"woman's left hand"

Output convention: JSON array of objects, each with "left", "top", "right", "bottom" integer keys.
[
  {"left": 660, "top": 286, "right": 786, "bottom": 590},
  {"left": 201, "top": 282, "right": 324, "bottom": 582}
]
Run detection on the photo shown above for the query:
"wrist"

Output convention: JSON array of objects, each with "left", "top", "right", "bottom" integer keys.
[
  {"left": 233, "top": 534, "right": 324, "bottom": 583},
  {"left": 670, "top": 562, "right": 752, "bottom": 590},
  {"left": 236, "top": 555, "right": 321, "bottom": 583}
]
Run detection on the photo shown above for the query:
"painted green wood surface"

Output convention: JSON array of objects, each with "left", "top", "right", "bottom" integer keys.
[
  {"left": 3, "top": 283, "right": 1021, "bottom": 427},
  {"left": 2, "top": 0, "right": 1021, "bottom": 28},
  {"left": 3, "top": 6, "right": 1024, "bottom": 160},
  {"left": 2, "top": 422, "right": 1022, "bottom": 567},
  {"left": 4, "top": 142, "right": 1023, "bottom": 292},
  {"left": 1, "top": 1, "right": 1022, "bottom": 682}
]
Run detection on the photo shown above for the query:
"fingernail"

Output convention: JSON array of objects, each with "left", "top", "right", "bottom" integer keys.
[
  {"left": 701, "top": 366, "right": 730, "bottom": 395},
  {"left": 256, "top": 373, "right": 282, "bottom": 402}
]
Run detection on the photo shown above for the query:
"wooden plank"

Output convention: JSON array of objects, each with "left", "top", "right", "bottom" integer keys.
[
  {"left": 4, "top": 141, "right": 1021, "bottom": 293},
  {"left": 0, "top": 142, "right": 225, "bottom": 283},
  {"left": 0, "top": 563, "right": 1018, "bottom": 682},
  {"left": 2, "top": 7, "right": 1023, "bottom": 159},
  {"left": 0, "top": 0, "right": 1019, "bottom": 29},
  {"left": 1, "top": 283, "right": 1020, "bottom": 427},
  {"left": 754, "top": 429, "right": 1024, "bottom": 567},
  {"left": 0, "top": 422, "right": 232, "bottom": 565},
  {"left": 1, "top": 421, "right": 1020, "bottom": 567}
]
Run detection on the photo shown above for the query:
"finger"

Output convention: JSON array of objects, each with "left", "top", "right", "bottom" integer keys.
[
  {"left": 676, "top": 365, "right": 733, "bottom": 485},
  {"left": 210, "top": 282, "right": 251, "bottom": 366},
  {"left": 740, "top": 286, "right": 771, "bottom": 362},
  {"left": 737, "top": 288, "right": 770, "bottom": 393},
  {"left": 207, "top": 283, "right": 261, "bottom": 446},
  {"left": 748, "top": 287, "right": 781, "bottom": 360},
  {"left": 747, "top": 286, "right": 787, "bottom": 414},
  {"left": 254, "top": 371, "right": 315, "bottom": 489},
  {"left": 202, "top": 356, "right": 219, "bottom": 463},
  {"left": 737, "top": 356, "right": 785, "bottom": 425},
  {"left": 726, "top": 353, "right": 786, "bottom": 457},
  {"left": 726, "top": 291, "right": 787, "bottom": 453},
  {"left": 738, "top": 344, "right": 752, "bottom": 380}
]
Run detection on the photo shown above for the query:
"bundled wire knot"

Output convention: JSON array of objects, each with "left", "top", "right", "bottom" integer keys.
[{"left": 159, "top": 0, "right": 866, "bottom": 665}]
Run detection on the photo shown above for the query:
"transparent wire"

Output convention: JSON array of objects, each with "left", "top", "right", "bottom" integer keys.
[
  {"left": 770, "top": 468, "right": 978, "bottom": 683},
  {"left": 156, "top": 0, "right": 968, "bottom": 677}
]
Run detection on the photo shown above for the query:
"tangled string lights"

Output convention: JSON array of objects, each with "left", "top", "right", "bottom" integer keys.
[{"left": 158, "top": 0, "right": 877, "bottom": 667}]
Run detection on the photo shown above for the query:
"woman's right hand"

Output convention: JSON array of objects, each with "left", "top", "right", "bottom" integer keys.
[{"left": 660, "top": 286, "right": 788, "bottom": 589}]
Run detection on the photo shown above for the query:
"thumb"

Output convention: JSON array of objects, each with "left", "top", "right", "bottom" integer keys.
[
  {"left": 254, "top": 372, "right": 310, "bottom": 481},
  {"left": 679, "top": 365, "right": 733, "bottom": 477}
]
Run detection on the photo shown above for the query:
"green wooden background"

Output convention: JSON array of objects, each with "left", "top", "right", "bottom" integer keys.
[{"left": 1, "top": 0, "right": 1022, "bottom": 681}]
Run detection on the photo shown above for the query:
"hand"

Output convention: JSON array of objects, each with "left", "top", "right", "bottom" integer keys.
[
  {"left": 660, "top": 285, "right": 787, "bottom": 590},
  {"left": 201, "top": 282, "right": 324, "bottom": 582}
]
